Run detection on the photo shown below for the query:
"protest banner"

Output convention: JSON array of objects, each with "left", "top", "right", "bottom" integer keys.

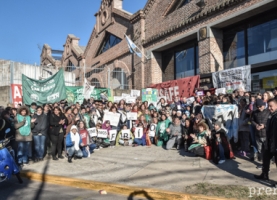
[
  {"left": 131, "top": 90, "right": 140, "bottom": 97},
  {"left": 122, "top": 93, "right": 130, "bottom": 97},
  {"left": 186, "top": 97, "right": 195, "bottom": 105},
  {"left": 11, "top": 84, "right": 22, "bottom": 108},
  {"left": 197, "top": 91, "right": 204, "bottom": 96},
  {"left": 126, "top": 97, "right": 136, "bottom": 104},
  {"left": 22, "top": 69, "right": 67, "bottom": 105},
  {"left": 113, "top": 96, "right": 122, "bottom": 103},
  {"left": 134, "top": 127, "right": 143, "bottom": 139},
  {"left": 121, "top": 130, "right": 130, "bottom": 139},
  {"left": 148, "top": 124, "right": 157, "bottom": 137},
  {"left": 87, "top": 128, "right": 97, "bottom": 137},
  {"left": 97, "top": 129, "right": 108, "bottom": 138},
  {"left": 126, "top": 112, "right": 137, "bottom": 120},
  {"left": 150, "top": 75, "right": 200, "bottom": 102},
  {"left": 201, "top": 105, "right": 239, "bottom": 142},
  {"left": 215, "top": 88, "right": 226, "bottom": 96},
  {"left": 142, "top": 88, "right": 158, "bottom": 107},
  {"left": 103, "top": 112, "right": 120, "bottom": 126},
  {"left": 212, "top": 65, "right": 251, "bottom": 93},
  {"left": 109, "top": 130, "right": 117, "bottom": 141}
]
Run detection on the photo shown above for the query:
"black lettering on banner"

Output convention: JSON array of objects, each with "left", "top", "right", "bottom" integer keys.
[
  {"left": 150, "top": 124, "right": 156, "bottom": 131},
  {"left": 228, "top": 111, "right": 234, "bottom": 121},
  {"left": 137, "top": 128, "right": 140, "bottom": 138},
  {"left": 123, "top": 133, "right": 128, "bottom": 139}
]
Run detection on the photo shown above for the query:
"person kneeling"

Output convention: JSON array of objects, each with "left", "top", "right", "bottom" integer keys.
[{"left": 66, "top": 125, "right": 83, "bottom": 163}]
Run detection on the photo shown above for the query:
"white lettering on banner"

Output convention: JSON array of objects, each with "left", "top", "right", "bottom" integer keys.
[
  {"left": 121, "top": 130, "right": 130, "bottom": 139},
  {"left": 97, "top": 129, "right": 108, "bottom": 138},
  {"left": 14, "top": 86, "right": 22, "bottom": 99},
  {"left": 135, "top": 127, "right": 143, "bottom": 139},
  {"left": 47, "top": 92, "right": 60, "bottom": 102},
  {"left": 131, "top": 90, "right": 140, "bottom": 97},
  {"left": 103, "top": 112, "right": 120, "bottom": 126},
  {"left": 158, "top": 86, "right": 179, "bottom": 102},
  {"left": 126, "top": 97, "right": 136, "bottom": 104},
  {"left": 127, "top": 112, "right": 137, "bottom": 120},
  {"left": 149, "top": 124, "right": 157, "bottom": 137},
  {"left": 87, "top": 128, "right": 97, "bottom": 137},
  {"left": 109, "top": 130, "right": 117, "bottom": 141}
]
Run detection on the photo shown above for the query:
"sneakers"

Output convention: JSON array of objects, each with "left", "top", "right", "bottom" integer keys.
[
  {"left": 68, "top": 156, "right": 72, "bottom": 163},
  {"left": 218, "top": 160, "right": 225, "bottom": 164},
  {"left": 254, "top": 173, "right": 269, "bottom": 180}
]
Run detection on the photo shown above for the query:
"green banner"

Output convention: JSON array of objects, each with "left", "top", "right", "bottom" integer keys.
[
  {"left": 65, "top": 87, "right": 112, "bottom": 104},
  {"left": 22, "top": 69, "right": 67, "bottom": 105}
]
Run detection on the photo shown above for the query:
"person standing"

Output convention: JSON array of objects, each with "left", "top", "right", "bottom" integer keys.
[{"left": 254, "top": 99, "right": 277, "bottom": 182}]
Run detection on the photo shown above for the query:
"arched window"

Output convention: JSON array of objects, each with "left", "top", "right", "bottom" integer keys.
[
  {"left": 91, "top": 78, "right": 101, "bottom": 88},
  {"left": 97, "top": 33, "right": 122, "bottom": 55},
  {"left": 112, "top": 68, "right": 128, "bottom": 89}
]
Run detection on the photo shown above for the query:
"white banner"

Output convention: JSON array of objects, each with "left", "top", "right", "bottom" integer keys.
[
  {"left": 127, "top": 112, "right": 137, "bottom": 120},
  {"left": 103, "top": 112, "right": 120, "bottom": 127},
  {"left": 201, "top": 105, "right": 239, "bottom": 142},
  {"left": 87, "top": 128, "right": 97, "bottom": 137},
  {"left": 148, "top": 123, "right": 157, "bottom": 137},
  {"left": 212, "top": 65, "right": 251, "bottom": 93},
  {"left": 97, "top": 129, "right": 108, "bottom": 138},
  {"left": 126, "top": 97, "right": 136, "bottom": 104},
  {"left": 109, "top": 130, "right": 117, "bottom": 141},
  {"left": 121, "top": 130, "right": 130, "bottom": 139},
  {"left": 131, "top": 90, "right": 140, "bottom": 97},
  {"left": 83, "top": 78, "right": 95, "bottom": 99},
  {"left": 134, "top": 127, "right": 143, "bottom": 139},
  {"left": 215, "top": 88, "right": 226, "bottom": 96}
]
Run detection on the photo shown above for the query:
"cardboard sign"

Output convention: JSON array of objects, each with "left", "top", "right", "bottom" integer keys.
[
  {"left": 109, "top": 130, "right": 117, "bottom": 141},
  {"left": 135, "top": 127, "right": 143, "bottom": 139},
  {"left": 126, "top": 97, "right": 136, "bottom": 104},
  {"left": 121, "top": 130, "right": 130, "bottom": 139},
  {"left": 148, "top": 124, "right": 157, "bottom": 137},
  {"left": 215, "top": 88, "right": 226, "bottom": 96},
  {"left": 122, "top": 93, "right": 130, "bottom": 97},
  {"left": 197, "top": 91, "right": 204, "bottom": 96},
  {"left": 127, "top": 112, "right": 137, "bottom": 120},
  {"left": 103, "top": 112, "right": 120, "bottom": 127},
  {"left": 87, "top": 128, "right": 97, "bottom": 137},
  {"left": 113, "top": 96, "right": 123, "bottom": 103},
  {"left": 131, "top": 90, "right": 140, "bottom": 97},
  {"left": 187, "top": 97, "right": 195, "bottom": 105},
  {"left": 97, "top": 129, "right": 108, "bottom": 138}
]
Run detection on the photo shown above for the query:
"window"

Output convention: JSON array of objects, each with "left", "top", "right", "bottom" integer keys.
[
  {"left": 97, "top": 33, "right": 122, "bottom": 55},
  {"left": 112, "top": 68, "right": 128, "bottom": 89},
  {"left": 174, "top": 44, "right": 199, "bottom": 79},
  {"left": 91, "top": 78, "right": 101, "bottom": 88}
]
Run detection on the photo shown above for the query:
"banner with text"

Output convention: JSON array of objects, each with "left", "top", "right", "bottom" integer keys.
[{"left": 11, "top": 84, "right": 23, "bottom": 108}]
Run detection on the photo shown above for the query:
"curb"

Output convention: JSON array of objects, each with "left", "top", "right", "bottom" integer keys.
[{"left": 21, "top": 171, "right": 232, "bottom": 200}]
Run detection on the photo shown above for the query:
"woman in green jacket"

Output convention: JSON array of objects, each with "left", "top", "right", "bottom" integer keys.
[{"left": 156, "top": 114, "right": 171, "bottom": 147}]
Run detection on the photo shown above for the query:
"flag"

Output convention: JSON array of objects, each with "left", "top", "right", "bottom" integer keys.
[
  {"left": 83, "top": 78, "right": 95, "bottom": 99},
  {"left": 125, "top": 35, "right": 142, "bottom": 58}
]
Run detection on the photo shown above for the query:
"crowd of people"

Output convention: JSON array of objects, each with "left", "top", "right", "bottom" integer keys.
[{"left": 0, "top": 87, "right": 277, "bottom": 181}]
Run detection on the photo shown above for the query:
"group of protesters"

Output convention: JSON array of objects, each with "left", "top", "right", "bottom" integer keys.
[{"left": 1, "top": 87, "right": 277, "bottom": 184}]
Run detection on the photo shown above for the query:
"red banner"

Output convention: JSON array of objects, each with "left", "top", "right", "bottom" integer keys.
[
  {"left": 11, "top": 84, "right": 22, "bottom": 108},
  {"left": 150, "top": 75, "right": 200, "bottom": 102}
]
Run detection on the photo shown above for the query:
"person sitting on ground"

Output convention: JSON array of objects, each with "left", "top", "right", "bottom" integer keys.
[
  {"left": 166, "top": 117, "right": 182, "bottom": 150},
  {"left": 132, "top": 122, "right": 146, "bottom": 147},
  {"left": 182, "top": 118, "right": 193, "bottom": 152},
  {"left": 65, "top": 125, "right": 83, "bottom": 163},
  {"left": 188, "top": 122, "right": 210, "bottom": 157},
  {"left": 101, "top": 120, "right": 113, "bottom": 148},
  {"left": 116, "top": 124, "right": 134, "bottom": 146},
  {"left": 211, "top": 121, "right": 230, "bottom": 164}
]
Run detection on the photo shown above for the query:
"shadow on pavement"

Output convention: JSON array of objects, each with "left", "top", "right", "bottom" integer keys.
[{"left": 127, "top": 190, "right": 154, "bottom": 200}]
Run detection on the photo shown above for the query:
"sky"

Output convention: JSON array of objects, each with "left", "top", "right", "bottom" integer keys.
[{"left": 0, "top": 0, "right": 148, "bottom": 65}]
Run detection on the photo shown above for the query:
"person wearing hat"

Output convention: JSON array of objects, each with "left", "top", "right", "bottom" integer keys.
[
  {"left": 251, "top": 99, "right": 270, "bottom": 162},
  {"left": 211, "top": 121, "right": 230, "bottom": 164},
  {"left": 65, "top": 125, "right": 83, "bottom": 163}
]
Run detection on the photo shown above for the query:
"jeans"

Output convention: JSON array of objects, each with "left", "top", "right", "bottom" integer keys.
[
  {"left": 81, "top": 144, "right": 97, "bottom": 157},
  {"left": 119, "top": 139, "right": 133, "bottom": 146},
  {"left": 67, "top": 146, "right": 83, "bottom": 158},
  {"left": 218, "top": 143, "right": 225, "bottom": 160},
  {"left": 33, "top": 135, "right": 46, "bottom": 159},
  {"left": 134, "top": 138, "right": 146, "bottom": 146},
  {"left": 249, "top": 125, "right": 258, "bottom": 153},
  {"left": 17, "top": 141, "right": 31, "bottom": 164}
]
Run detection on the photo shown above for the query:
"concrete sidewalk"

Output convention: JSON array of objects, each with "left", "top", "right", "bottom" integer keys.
[{"left": 21, "top": 146, "right": 277, "bottom": 197}]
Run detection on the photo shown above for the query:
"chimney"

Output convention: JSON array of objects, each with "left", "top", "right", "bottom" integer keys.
[{"left": 114, "top": 0, "right": 123, "bottom": 10}]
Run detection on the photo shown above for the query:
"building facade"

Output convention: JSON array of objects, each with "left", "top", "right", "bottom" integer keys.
[{"left": 41, "top": 0, "right": 277, "bottom": 92}]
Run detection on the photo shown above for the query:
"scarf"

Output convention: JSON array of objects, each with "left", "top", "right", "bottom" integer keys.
[
  {"left": 17, "top": 114, "right": 31, "bottom": 136},
  {"left": 70, "top": 132, "right": 80, "bottom": 151}
]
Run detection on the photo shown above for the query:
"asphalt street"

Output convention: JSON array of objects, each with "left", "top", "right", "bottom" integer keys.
[{"left": 0, "top": 177, "right": 147, "bottom": 200}]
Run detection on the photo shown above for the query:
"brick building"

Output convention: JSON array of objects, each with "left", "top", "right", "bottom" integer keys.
[{"left": 41, "top": 0, "right": 277, "bottom": 92}]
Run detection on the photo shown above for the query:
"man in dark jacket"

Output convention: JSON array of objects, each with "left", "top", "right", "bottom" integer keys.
[
  {"left": 254, "top": 99, "right": 277, "bottom": 182},
  {"left": 251, "top": 99, "right": 270, "bottom": 161}
]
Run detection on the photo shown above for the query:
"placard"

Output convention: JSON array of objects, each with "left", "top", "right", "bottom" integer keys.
[
  {"left": 197, "top": 91, "right": 204, "bottom": 96},
  {"left": 87, "top": 128, "right": 97, "bottom": 137},
  {"left": 127, "top": 112, "right": 137, "bottom": 120},
  {"left": 121, "top": 130, "right": 130, "bottom": 139},
  {"left": 215, "top": 88, "right": 226, "bottom": 96},
  {"left": 109, "top": 130, "right": 117, "bottom": 141},
  {"left": 148, "top": 124, "right": 157, "bottom": 137},
  {"left": 186, "top": 97, "right": 195, "bottom": 105},
  {"left": 126, "top": 97, "right": 136, "bottom": 104},
  {"left": 103, "top": 112, "right": 120, "bottom": 127},
  {"left": 113, "top": 96, "right": 122, "bottom": 103},
  {"left": 122, "top": 93, "right": 130, "bottom": 97},
  {"left": 135, "top": 127, "right": 143, "bottom": 139},
  {"left": 131, "top": 90, "right": 140, "bottom": 97},
  {"left": 97, "top": 129, "right": 108, "bottom": 138}
]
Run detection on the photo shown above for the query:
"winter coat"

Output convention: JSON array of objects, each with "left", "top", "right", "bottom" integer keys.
[
  {"left": 211, "top": 128, "right": 230, "bottom": 164},
  {"left": 251, "top": 108, "right": 270, "bottom": 138},
  {"left": 31, "top": 113, "right": 48, "bottom": 136},
  {"left": 238, "top": 106, "right": 250, "bottom": 132},
  {"left": 167, "top": 124, "right": 182, "bottom": 137},
  {"left": 264, "top": 111, "right": 277, "bottom": 154},
  {"left": 49, "top": 113, "right": 66, "bottom": 136}
]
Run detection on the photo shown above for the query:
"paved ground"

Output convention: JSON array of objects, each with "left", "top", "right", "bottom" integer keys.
[
  {"left": 22, "top": 146, "right": 277, "bottom": 193},
  {"left": 0, "top": 177, "right": 146, "bottom": 200}
]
